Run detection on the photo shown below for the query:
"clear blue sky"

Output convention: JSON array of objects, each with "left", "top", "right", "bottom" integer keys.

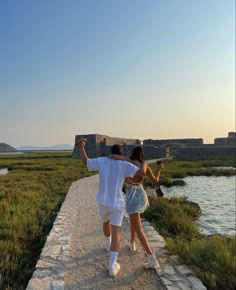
[{"left": 0, "top": 0, "right": 235, "bottom": 147}]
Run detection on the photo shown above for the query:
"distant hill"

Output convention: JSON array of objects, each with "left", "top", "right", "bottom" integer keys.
[
  {"left": 17, "top": 144, "right": 74, "bottom": 151},
  {"left": 0, "top": 143, "right": 17, "bottom": 152}
]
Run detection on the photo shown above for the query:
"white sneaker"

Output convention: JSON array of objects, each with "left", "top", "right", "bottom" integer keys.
[
  {"left": 109, "top": 262, "right": 121, "bottom": 277},
  {"left": 144, "top": 255, "right": 160, "bottom": 269},
  {"left": 129, "top": 241, "right": 137, "bottom": 252}
]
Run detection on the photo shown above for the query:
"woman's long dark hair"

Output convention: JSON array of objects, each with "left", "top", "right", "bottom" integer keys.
[{"left": 129, "top": 146, "right": 144, "bottom": 163}]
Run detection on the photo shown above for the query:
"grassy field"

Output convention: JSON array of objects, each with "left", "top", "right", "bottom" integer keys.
[
  {"left": 143, "top": 159, "right": 236, "bottom": 290},
  {"left": 145, "top": 158, "right": 236, "bottom": 187},
  {"left": 0, "top": 152, "right": 93, "bottom": 290}
]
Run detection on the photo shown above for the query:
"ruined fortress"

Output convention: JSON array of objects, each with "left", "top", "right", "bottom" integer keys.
[{"left": 72, "top": 132, "right": 236, "bottom": 160}]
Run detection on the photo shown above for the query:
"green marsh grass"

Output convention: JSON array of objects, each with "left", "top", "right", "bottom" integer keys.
[
  {"left": 166, "top": 235, "right": 236, "bottom": 290},
  {"left": 0, "top": 152, "right": 93, "bottom": 289}
]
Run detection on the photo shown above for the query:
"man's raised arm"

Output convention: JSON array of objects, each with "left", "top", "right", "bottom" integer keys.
[{"left": 78, "top": 138, "right": 88, "bottom": 165}]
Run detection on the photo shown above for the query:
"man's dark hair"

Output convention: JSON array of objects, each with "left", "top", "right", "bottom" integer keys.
[{"left": 111, "top": 144, "right": 123, "bottom": 155}]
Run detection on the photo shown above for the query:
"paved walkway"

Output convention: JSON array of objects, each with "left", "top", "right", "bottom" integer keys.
[
  {"left": 64, "top": 175, "right": 165, "bottom": 290},
  {"left": 27, "top": 175, "right": 207, "bottom": 290}
]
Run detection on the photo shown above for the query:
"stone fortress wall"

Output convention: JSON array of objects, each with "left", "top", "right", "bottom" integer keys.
[
  {"left": 72, "top": 132, "right": 236, "bottom": 160},
  {"left": 214, "top": 132, "right": 236, "bottom": 146}
]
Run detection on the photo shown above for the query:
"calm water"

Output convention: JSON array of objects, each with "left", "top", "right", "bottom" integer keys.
[
  {"left": 163, "top": 176, "right": 236, "bottom": 235},
  {"left": 0, "top": 152, "right": 23, "bottom": 155},
  {"left": 0, "top": 168, "right": 8, "bottom": 175}
]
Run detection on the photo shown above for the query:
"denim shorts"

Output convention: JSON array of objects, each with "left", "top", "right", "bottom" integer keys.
[{"left": 125, "top": 184, "right": 149, "bottom": 214}]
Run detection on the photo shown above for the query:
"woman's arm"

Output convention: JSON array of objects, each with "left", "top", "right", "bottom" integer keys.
[{"left": 146, "top": 163, "right": 164, "bottom": 184}]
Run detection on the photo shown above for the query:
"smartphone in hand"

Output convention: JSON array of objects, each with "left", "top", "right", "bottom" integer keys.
[{"left": 154, "top": 184, "right": 164, "bottom": 197}]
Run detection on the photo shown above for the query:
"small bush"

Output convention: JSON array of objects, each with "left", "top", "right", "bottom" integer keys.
[{"left": 143, "top": 196, "right": 201, "bottom": 240}]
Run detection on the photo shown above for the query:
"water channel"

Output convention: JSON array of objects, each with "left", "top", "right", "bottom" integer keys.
[{"left": 162, "top": 175, "right": 235, "bottom": 235}]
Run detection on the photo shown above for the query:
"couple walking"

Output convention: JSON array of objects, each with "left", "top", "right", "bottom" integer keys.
[{"left": 78, "top": 138, "right": 163, "bottom": 277}]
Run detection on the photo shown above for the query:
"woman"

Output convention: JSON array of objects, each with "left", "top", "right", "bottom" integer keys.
[{"left": 111, "top": 146, "right": 164, "bottom": 269}]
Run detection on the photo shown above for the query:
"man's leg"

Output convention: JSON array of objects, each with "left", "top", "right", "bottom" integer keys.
[
  {"left": 108, "top": 208, "right": 123, "bottom": 277},
  {"left": 103, "top": 220, "right": 111, "bottom": 237},
  {"left": 103, "top": 220, "right": 111, "bottom": 251},
  {"left": 110, "top": 225, "right": 121, "bottom": 252},
  {"left": 109, "top": 225, "right": 121, "bottom": 276},
  {"left": 99, "top": 205, "right": 111, "bottom": 251}
]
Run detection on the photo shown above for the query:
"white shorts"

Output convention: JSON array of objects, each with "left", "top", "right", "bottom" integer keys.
[{"left": 98, "top": 204, "right": 124, "bottom": 226}]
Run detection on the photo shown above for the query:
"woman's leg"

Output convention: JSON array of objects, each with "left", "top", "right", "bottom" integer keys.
[
  {"left": 129, "top": 214, "right": 136, "bottom": 242},
  {"left": 129, "top": 213, "right": 152, "bottom": 255}
]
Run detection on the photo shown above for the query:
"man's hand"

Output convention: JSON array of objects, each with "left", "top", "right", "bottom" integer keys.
[
  {"left": 77, "top": 138, "right": 86, "bottom": 148},
  {"left": 77, "top": 138, "right": 88, "bottom": 165}
]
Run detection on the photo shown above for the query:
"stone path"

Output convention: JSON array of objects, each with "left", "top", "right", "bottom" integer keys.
[{"left": 27, "top": 175, "right": 207, "bottom": 290}]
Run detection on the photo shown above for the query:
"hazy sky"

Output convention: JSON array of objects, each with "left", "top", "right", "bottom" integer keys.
[{"left": 0, "top": 0, "right": 235, "bottom": 147}]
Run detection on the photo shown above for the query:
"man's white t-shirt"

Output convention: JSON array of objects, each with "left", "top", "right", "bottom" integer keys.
[{"left": 87, "top": 157, "right": 139, "bottom": 210}]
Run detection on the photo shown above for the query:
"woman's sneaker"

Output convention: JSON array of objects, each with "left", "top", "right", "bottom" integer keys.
[
  {"left": 129, "top": 241, "right": 137, "bottom": 252},
  {"left": 109, "top": 262, "right": 121, "bottom": 277},
  {"left": 144, "top": 255, "right": 161, "bottom": 269}
]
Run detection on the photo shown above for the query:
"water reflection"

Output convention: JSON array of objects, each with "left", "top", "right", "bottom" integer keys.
[{"left": 163, "top": 176, "right": 236, "bottom": 235}]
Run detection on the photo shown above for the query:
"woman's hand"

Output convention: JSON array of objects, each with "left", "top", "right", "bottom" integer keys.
[{"left": 157, "top": 162, "right": 164, "bottom": 171}]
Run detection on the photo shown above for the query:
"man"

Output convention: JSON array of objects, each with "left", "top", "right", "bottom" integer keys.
[{"left": 78, "top": 138, "right": 145, "bottom": 277}]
